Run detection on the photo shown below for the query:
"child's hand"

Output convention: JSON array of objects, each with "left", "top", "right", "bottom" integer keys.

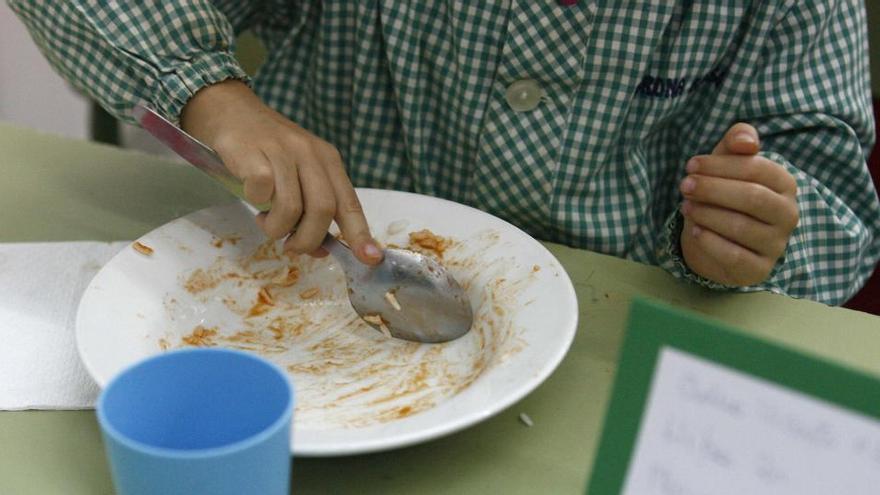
[
  {"left": 679, "top": 123, "right": 799, "bottom": 286},
  {"left": 180, "top": 80, "right": 382, "bottom": 265}
]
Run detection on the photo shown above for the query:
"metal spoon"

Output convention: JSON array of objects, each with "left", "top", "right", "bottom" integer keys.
[
  {"left": 321, "top": 233, "right": 472, "bottom": 342},
  {"left": 133, "top": 104, "right": 474, "bottom": 343}
]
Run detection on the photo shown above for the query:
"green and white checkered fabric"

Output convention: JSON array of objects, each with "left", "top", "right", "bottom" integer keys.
[{"left": 10, "top": 0, "right": 879, "bottom": 304}]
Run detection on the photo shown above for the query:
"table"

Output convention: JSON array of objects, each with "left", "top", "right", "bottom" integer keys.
[{"left": 1, "top": 123, "right": 879, "bottom": 494}]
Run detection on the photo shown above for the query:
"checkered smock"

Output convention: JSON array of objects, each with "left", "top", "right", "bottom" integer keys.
[{"left": 11, "top": 1, "right": 879, "bottom": 304}]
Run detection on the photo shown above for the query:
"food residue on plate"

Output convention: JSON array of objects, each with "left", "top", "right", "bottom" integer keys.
[
  {"left": 181, "top": 325, "right": 218, "bottom": 346},
  {"left": 257, "top": 286, "right": 274, "bottom": 305},
  {"left": 184, "top": 268, "right": 220, "bottom": 294},
  {"left": 408, "top": 229, "right": 452, "bottom": 258},
  {"left": 274, "top": 267, "right": 300, "bottom": 287},
  {"left": 299, "top": 287, "right": 320, "bottom": 300},
  {"left": 362, "top": 313, "right": 392, "bottom": 338},
  {"left": 386, "top": 219, "right": 409, "bottom": 236},
  {"left": 251, "top": 239, "right": 281, "bottom": 262},
  {"left": 132, "top": 241, "right": 153, "bottom": 256},
  {"left": 211, "top": 234, "right": 242, "bottom": 248},
  {"left": 164, "top": 226, "right": 532, "bottom": 429},
  {"left": 248, "top": 286, "right": 276, "bottom": 317},
  {"left": 384, "top": 290, "right": 402, "bottom": 311}
]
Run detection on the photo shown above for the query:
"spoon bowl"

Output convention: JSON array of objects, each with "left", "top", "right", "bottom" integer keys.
[{"left": 322, "top": 235, "right": 473, "bottom": 342}]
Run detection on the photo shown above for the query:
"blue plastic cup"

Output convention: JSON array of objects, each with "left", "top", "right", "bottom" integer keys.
[{"left": 96, "top": 348, "right": 294, "bottom": 495}]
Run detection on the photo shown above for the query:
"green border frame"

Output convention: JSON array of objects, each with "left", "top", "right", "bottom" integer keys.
[{"left": 587, "top": 297, "right": 880, "bottom": 494}]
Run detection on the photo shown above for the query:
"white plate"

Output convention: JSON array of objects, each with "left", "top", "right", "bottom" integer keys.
[{"left": 76, "top": 189, "right": 578, "bottom": 456}]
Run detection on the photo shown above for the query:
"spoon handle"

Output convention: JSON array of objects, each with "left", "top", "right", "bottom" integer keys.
[
  {"left": 133, "top": 104, "right": 231, "bottom": 182},
  {"left": 321, "top": 234, "right": 361, "bottom": 272}
]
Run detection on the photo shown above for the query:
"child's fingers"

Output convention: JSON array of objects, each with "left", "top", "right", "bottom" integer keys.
[
  {"left": 282, "top": 153, "right": 336, "bottom": 255},
  {"left": 686, "top": 154, "right": 797, "bottom": 196},
  {"left": 712, "top": 122, "right": 760, "bottom": 156},
  {"left": 317, "top": 143, "right": 384, "bottom": 266},
  {"left": 309, "top": 247, "right": 330, "bottom": 258},
  {"left": 686, "top": 224, "right": 775, "bottom": 286},
  {"left": 263, "top": 152, "right": 304, "bottom": 240},
  {"left": 242, "top": 163, "right": 275, "bottom": 205},
  {"left": 214, "top": 142, "right": 276, "bottom": 206},
  {"left": 680, "top": 174, "right": 799, "bottom": 229},
  {"left": 681, "top": 216, "right": 728, "bottom": 284},
  {"left": 681, "top": 200, "right": 787, "bottom": 258}
]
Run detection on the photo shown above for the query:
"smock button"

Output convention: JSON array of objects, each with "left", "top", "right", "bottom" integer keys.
[{"left": 505, "top": 79, "right": 543, "bottom": 112}]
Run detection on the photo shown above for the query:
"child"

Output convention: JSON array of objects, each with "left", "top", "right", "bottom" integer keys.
[{"left": 10, "top": 1, "right": 879, "bottom": 304}]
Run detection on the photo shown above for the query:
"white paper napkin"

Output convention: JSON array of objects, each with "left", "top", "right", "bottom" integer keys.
[{"left": 0, "top": 241, "right": 128, "bottom": 410}]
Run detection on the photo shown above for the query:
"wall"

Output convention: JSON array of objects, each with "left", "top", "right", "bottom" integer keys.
[{"left": 0, "top": 4, "right": 89, "bottom": 139}]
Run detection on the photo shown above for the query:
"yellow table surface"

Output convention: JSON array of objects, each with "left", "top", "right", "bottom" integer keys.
[{"left": 1, "top": 123, "right": 878, "bottom": 494}]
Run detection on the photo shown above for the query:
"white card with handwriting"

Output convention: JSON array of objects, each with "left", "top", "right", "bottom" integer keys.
[{"left": 621, "top": 346, "right": 880, "bottom": 495}]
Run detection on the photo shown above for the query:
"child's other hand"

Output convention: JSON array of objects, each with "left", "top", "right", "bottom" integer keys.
[
  {"left": 180, "top": 80, "right": 382, "bottom": 265},
  {"left": 679, "top": 123, "right": 799, "bottom": 286}
]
